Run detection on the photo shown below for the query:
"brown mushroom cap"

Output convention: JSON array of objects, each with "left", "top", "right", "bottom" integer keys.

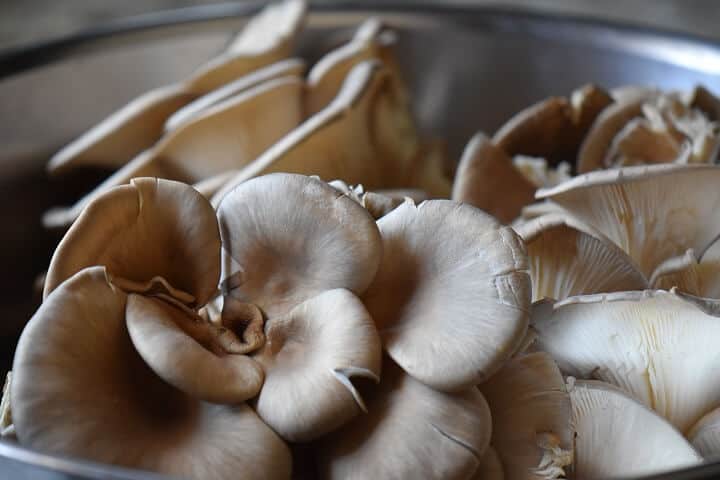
[
  {"left": 44, "top": 178, "right": 220, "bottom": 306},
  {"left": 217, "top": 173, "right": 382, "bottom": 318},
  {"left": 363, "top": 199, "right": 530, "bottom": 391},
  {"left": 12, "top": 267, "right": 291, "bottom": 479},
  {"left": 253, "top": 288, "right": 382, "bottom": 442},
  {"left": 318, "top": 358, "right": 491, "bottom": 480}
]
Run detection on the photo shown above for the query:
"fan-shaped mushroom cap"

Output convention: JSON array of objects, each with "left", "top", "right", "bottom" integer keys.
[
  {"left": 653, "top": 239, "right": 720, "bottom": 298},
  {"left": 253, "top": 289, "right": 381, "bottom": 442},
  {"left": 480, "top": 352, "right": 572, "bottom": 480},
  {"left": 126, "top": 294, "right": 264, "bottom": 404},
  {"left": 217, "top": 173, "right": 382, "bottom": 318},
  {"left": 688, "top": 406, "right": 720, "bottom": 458},
  {"left": 12, "top": 267, "right": 292, "bottom": 479},
  {"left": 534, "top": 290, "right": 720, "bottom": 433},
  {"left": 570, "top": 380, "right": 701, "bottom": 478},
  {"left": 44, "top": 178, "right": 220, "bottom": 306},
  {"left": 363, "top": 199, "right": 530, "bottom": 391},
  {"left": 516, "top": 214, "right": 647, "bottom": 301},
  {"left": 452, "top": 132, "right": 536, "bottom": 224},
  {"left": 604, "top": 117, "right": 683, "bottom": 167},
  {"left": 318, "top": 359, "right": 492, "bottom": 480},
  {"left": 212, "top": 60, "right": 420, "bottom": 203},
  {"left": 44, "top": 76, "right": 304, "bottom": 228},
  {"left": 471, "top": 447, "right": 504, "bottom": 480},
  {"left": 536, "top": 164, "right": 720, "bottom": 279}
]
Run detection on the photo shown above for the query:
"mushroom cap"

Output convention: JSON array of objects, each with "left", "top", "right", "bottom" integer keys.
[
  {"left": 217, "top": 173, "right": 382, "bottom": 318},
  {"left": 471, "top": 447, "right": 504, "bottom": 480},
  {"left": 536, "top": 163, "right": 720, "bottom": 278},
  {"left": 511, "top": 156, "right": 572, "bottom": 189},
  {"left": 363, "top": 199, "right": 531, "bottom": 391},
  {"left": 604, "top": 117, "right": 682, "bottom": 167},
  {"left": 570, "top": 379, "right": 701, "bottom": 478},
  {"left": 318, "top": 358, "right": 492, "bottom": 480},
  {"left": 516, "top": 213, "right": 647, "bottom": 301},
  {"left": 688, "top": 405, "right": 720, "bottom": 458},
  {"left": 253, "top": 288, "right": 382, "bottom": 442},
  {"left": 653, "top": 238, "right": 720, "bottom": 298},
  {"left": 12, "top": 267, "right": 291, "bottom": 479},
  {"left": 480, "top": 352, "right": 572, "bottom": 480},
  {"left": 452, "top": 132, "right": 536, "bottom": 224},
  {"left": 45, "top": 178, "right": 220, "bottom": 306},
  {"left": 126, "top": 293, "right": 264, "bottom": 404},
  {"left": 534, "top": 289, "right": 720, "bottom": 433}
]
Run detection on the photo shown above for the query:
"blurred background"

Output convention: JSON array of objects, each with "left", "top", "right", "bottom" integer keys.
[{"left": 1, "top": 0, "right": 720, "bottom": 51}]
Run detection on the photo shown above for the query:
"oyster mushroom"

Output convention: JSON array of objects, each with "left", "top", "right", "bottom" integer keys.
[
  {"left": 362, "top": 199, "right": 531, "bottom": 391},
  {"left": 47, "top": 0, "right": 307, "bottom": 176},
  {"left": 12, "top": 266, "right": 291, "bottom": 479},
  {"left": 536, "top": 163, "right": 720, "bottom": 279},
  {"left": 0, "top": 372, "right": 13, "bottom": 438},
  {"left": 570, "top": 380, "right": 701, "bottom": 478},
  {"left": 688, "top": 406, "right": 720, "bottom": 458},
  {"left": 653, "top": 238, "right": 720, "bottom": 298},
  {"left": 534, "top": 290, "right": 720, "bottom": 433},
  {"left": 515, "top": 213, "right": 647, "bottom": 301},
  {"left": 480, "top": 352, "right": 573, "bottom": 480},
  {"left": 318, "top": 358, "right": 492, "bottom": 480},
  {"left": 471, "top": 447, "right": 504, "bottom": 480}
]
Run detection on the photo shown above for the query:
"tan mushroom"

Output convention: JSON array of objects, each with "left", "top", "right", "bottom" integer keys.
[
  {"left": 362, "top": 199, "right": 530, "bottom": 391},
  {"left": 688, "top": 406, "right": 720, "bottom": 458},
  {"left": 318, "top": 358, "right": 492, "bottom": 480},
  {"left": 47, "top": 0, "right": 307, "bottom": 176},
  {"left": 534, "top": 290, "right": 720, "bottom": 433},
  {"left": 570, "top": 379, "right": 702, "bottom": 478},
  {"left": 480, "top": 352, "right": 573, "bottom": 480},
  {"left": 471, "top": 447, "right": 504, "bottom": 480},
  {"left": 515, "top": 213, "right": 647, "bottom": 301},
  {"left": 653, "top": 238, "right": 720, "bottom": 298},
  {"left": 12, "top": 266, "right": 292, "bottom": 479},
  {"left": 536, "top": 163, "right": 720, "bottom": 279}
]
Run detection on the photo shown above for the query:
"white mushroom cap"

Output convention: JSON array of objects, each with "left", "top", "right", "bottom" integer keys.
[
  {"left": 537, "top": 164, "right": 720, "bottom": 279},
  {"left": 363, "top": 199, "right": 530, "bottom": 391},
  {"left": 570, "top": 379, "right": 701, "bottom": 478},
  {"left": 480, "top": 352, "right": 572, "bottom": 480},
  {"left": 253, "top": 288, "right": 381, "bottom": 442},
  {"left": 516, "top": 213, "right": 647, "bottom": 301},
  {"left": 653, "top": 238, "right": 720, "bottom": 298},
  {"left": 688, "top": 406, "right": 720, "bottom": 458},
  {"left": 534, "top": 289, "right": 720, "bottom": 433},
  {"left": 318, "top": 358, "right": 492, "bottom": 480},
  {"left": 217, "top": 173, "right": 382, "bottom": 318},
  {"left": 12, "top": 267, "right": 291, "bottom": 479},
  {"left": 44, "top": 178, "right": 220, "bottom": 306}
]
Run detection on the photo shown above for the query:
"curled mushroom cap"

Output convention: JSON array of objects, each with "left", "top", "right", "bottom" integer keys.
[
  {"left": 44, "top": 177, "right": 220, "bottom": 305},
  {"left": 480, "top": 352, "right": 572, "bottom": 480},
  {"left": 688, "top": 406, "right": 720, "bottom": 458},
  {"left": 537, "top": 164, "right": 720, "bottom": 279},
  {"left": 318, "top": 358, "right": 492, "bottom": 480},
  {"left": 534, "top": 290, "right": 720, "bottom": 433},
  {"left": 516, "top": 213, "right": 647, "bottom": 301},
  {"left": 570, "top": 380, "right": 701, "bottom": 478},
  {"left": 217, "top": 173, "right": 382, "bottom": 318},
  {"left": 253, "top": 288, "right": 381, "bottom": 442},
  {"left": 363, "top": 199, "right": 530, "bottom": 391},
  {"left": 653, "top": 238, "right": 720, "bottom": 298},
  {"left": 12, "top": 267, "right": 291, "bottom": 479}
]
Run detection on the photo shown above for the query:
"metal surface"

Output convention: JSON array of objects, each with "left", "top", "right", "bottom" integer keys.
[{"left": 1, "top": 2, "right": 720, "bottom": 479}]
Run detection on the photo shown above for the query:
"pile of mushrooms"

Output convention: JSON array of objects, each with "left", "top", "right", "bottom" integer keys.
[{"left": 4, "top": 0, "right": 720, "bottom": 478}]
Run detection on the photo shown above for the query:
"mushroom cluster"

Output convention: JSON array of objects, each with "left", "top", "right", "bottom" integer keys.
[{"left": 4, "top": 1, "right": 720, "bottom": 478}]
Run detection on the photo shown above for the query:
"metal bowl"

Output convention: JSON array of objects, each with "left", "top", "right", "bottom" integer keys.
[{"left": 1, "top": 2, "right": 719, "bottom": 479}]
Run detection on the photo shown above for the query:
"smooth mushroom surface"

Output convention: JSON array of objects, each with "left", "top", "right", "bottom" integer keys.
[
  {"left": 363, "top": 199, "right": 531, "bottom": 391},
  {"left": 516, "top": 213, "right": 647, "bottom": 301},
  {"left": 652, "top": 237, "right": 720, "bottom": 298},
  {"left": 688, "top": 406, "right": 720, "bottom": 458},
  {"left": 471, "top": 447, "right": 504, "bottom": 480},
  {"left": 12, "top": 267, "right": 292, "bottom": 480},
  {"left": 570, "top": 380, "right": 702, "bottom": 479},
  {"left": 534, "top": 290, "right": 720, "bottom": 433},
  {"left": 0, "top": 372, "right": 13, "bottom": 438},
  {"left": 318, "top": 358, "right": 492, "bottom": 480},
  {"left": 480, "top": 352, "right": 573, "bottom": 480},
  {"left": 537, "top": 163, "right": 720, "bottom": 279}
]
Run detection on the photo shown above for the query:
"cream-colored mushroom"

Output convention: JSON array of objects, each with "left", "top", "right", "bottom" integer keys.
[
  {"left": 688, "top": 406, "right": 720, "bottom": 458},
  {"left": 363, "top": 199, "right": 530, "bottom": 391},
  {"left": 653, "top": 238, "right": 720, "bottom": 298},
  {"left": 217, "top": 173, "right": 382, "bottom": 318},
  {"left": 12, "top": 266, "right": 292, "bottom": 479},
  {"left": 253, "top": 288, "right": 381, "bottom": 442},
  {"left": 533, "top": 290, "right": 720, "bottom": 433},
  {"left": 47, "top": 0, "right": 307, "bottom": 175},
  {"left": 0, "top": 372, "right": 13, "bottom": 438},
  {"left": 480, "top": 352, "right": 572, "bottom": 480},
  {"left": 328, "top": 179, "right": 427, "bottom": 219},
  {"left": 318, "top": 358, "right": 492, "bottom": 480},
  {"left": 512, "top": 156, "right": 572, "bottom": 189},
  {"left": 536, "top": 163, "right": 720, "bottom": 279},
  {"left": 570, "top": 379, "right": 702, "bottom": 478},
  {"left": 516, "top": 213, "right": 647, "bottom": 301}
]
